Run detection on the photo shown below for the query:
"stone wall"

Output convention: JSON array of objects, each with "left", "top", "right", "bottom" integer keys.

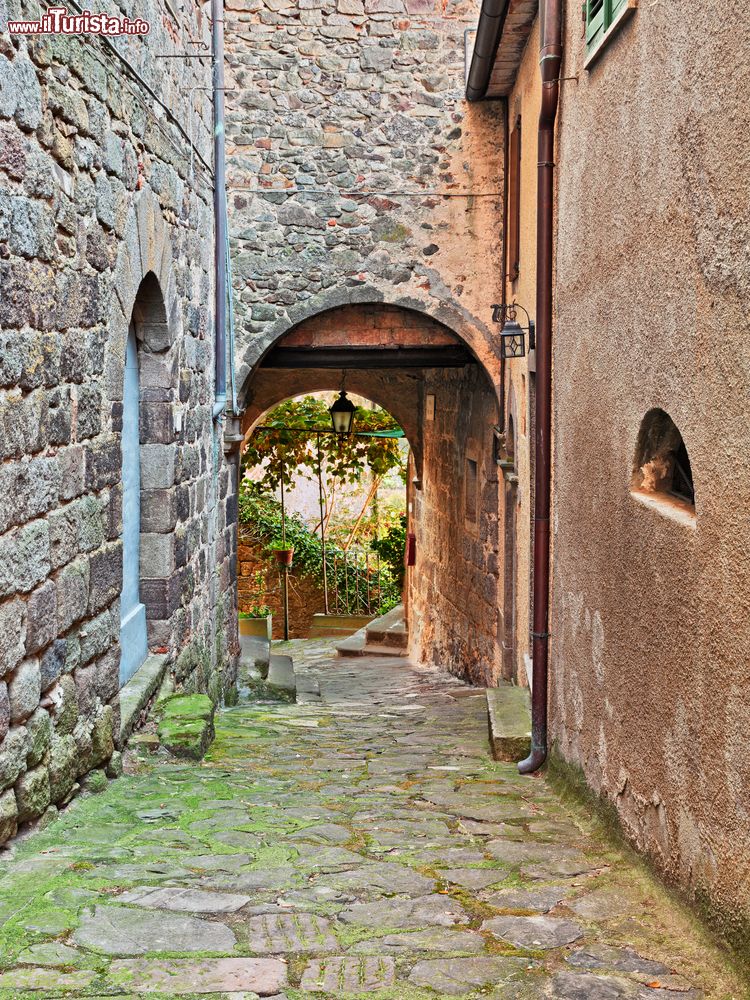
[
  {"left": 550, "top": 1, "right": 750, "bottom": 949},
  {"left": 0, "top": 0, "right": 237, "bottom": 845},
  {"left": 225, "top": 0, "right": 508, "bottom": 683},
  {"left": 238, "top": 533, "right": 324, "bottom": 639},
  {"left": 407, "top": 363, "right": 501, "bottom": 686},
  {"left": 224, "top": 0, "right": 504, "bottom": 382}
]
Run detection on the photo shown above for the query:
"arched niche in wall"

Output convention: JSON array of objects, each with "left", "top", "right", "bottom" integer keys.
[
  {"left": 631, "top": 408, "right": 696, "bottom": 525},
  {"left": 119, "top": 272, "right": 179, "bottom": 685}
]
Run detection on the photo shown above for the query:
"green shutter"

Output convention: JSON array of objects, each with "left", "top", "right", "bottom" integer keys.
[
  {"left": 609, "top": 0, "right": 626, "bottom": 19},
  {"left": 586, "top": 0, "right": 604, "bottom": 46}
]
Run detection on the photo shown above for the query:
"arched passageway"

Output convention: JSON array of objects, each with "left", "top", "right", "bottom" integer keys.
[{"left": 240, "top": 301, "right": 505, "bottom": 687}]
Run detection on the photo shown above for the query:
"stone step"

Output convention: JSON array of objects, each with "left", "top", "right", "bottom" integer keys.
[
  {"left": 334, "top": 625, "right": 408, "bottom": 659},
  {"left": 156, "top": 694, "right": 216, "bottom": 761},
  {"left": 486, "top": 685, "right": 532, "bottom": 762},
  {"left": 267, "top": 654, "right": 296, "bottom": 696},
  {"left": 296, "top": 673, "right": 321, "bottom": 704},
  {"left": 119, "top": 653, "right": 169, "bottom": 748},
  {"left": 334, "top": 629, "right": 368, "bottom": 657},
  {"left": 240, "top": 635, "right": 271, "bottom": 679},
  {"left": 309, "top": 613, "right": 375, "bottom": 639},
  {"left": 365, "top": 604, "right": 407, "bottom": 649}
]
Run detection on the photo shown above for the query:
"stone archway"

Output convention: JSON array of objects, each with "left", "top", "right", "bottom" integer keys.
[{"left": 239, "top": 299, "right": 504, "bottom": 686}]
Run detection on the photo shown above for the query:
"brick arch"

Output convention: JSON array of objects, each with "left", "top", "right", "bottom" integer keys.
[{"left": 236, "top": 287, "right": 502, "bottom": 411}]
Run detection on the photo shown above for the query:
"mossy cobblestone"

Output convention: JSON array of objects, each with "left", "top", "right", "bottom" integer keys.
[{"left": 0, "top": 640, "right": 743, "bottom": 997}]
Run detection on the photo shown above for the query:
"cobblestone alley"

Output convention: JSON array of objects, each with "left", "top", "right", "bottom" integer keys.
[{"left": 0, "top": 643, "right": 743, "bottom": 999}]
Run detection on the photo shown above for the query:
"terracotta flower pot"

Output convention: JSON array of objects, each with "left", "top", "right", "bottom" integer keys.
[{"left": 273, "top": 548, "right": 294, "bottom": 568}]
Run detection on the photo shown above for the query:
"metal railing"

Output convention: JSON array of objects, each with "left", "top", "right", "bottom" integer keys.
[{"left": 328, "top": 547, "right": 386, "bottom": 616}]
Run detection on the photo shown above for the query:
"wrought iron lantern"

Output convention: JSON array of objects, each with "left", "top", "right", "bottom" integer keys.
[
  {"left": 491, "top": 302, "right": 536, "bottom": 359},
  {"left": 329, "top": 389, "right": 356, "bottom": 435}
]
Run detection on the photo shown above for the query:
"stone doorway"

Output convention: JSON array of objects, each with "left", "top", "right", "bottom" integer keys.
[{"left": 119, "top": 325, "right": 148, "bottom": 685}]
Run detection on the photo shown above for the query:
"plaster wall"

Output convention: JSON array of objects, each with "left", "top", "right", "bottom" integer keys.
[
  {"left": 502, "top": 18, "right": 539, "bottom": 684},
  {"left": 551, "top": 1, "right": 750, "bottom": 950},
  {"left": 0, "top": 0, "right": 237, "bottom": 845}
]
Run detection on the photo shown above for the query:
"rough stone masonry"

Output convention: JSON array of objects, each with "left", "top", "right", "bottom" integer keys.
[
  {"left": 0, "top": 0, "right": 238, "bottom": 846},
  {"left": 225, "top": 0, "right": 512, "bottom": 685}
]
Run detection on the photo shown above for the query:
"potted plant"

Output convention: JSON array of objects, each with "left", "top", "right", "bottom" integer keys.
[
  {"left": 270, "top": 538, "right": 294, "bottom": 568},
  {"left": 239, "top": 571, "right": 273, "bottom": 639}
]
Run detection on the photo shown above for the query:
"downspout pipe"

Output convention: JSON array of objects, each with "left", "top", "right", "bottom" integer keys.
[
  {"left": 465, "top": 0, "right": 510, "bottom": 103},
  {"left": 212, "top": 0, "right": 228, "bottom": 421},
  {"left": 518, "top": 0, "right": 562, "bottom": 774}
]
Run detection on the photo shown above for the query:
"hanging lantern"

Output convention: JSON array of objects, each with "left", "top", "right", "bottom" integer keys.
[
  {"left": 491, "top": 302, "right": 535, "bottom": 360},
  {"left": 499, "top": 318, "right": 526, "bottom": 359},
  {"left": 329, "top": 390, "right": 356, "bottom": 435}
]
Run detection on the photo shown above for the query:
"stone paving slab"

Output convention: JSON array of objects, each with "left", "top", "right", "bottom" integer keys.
[
  {"left": 118, "top": 886, "right": 252, "bottom": 913},
  {"left": 482, "top": 914, "right": 584, "bottom": 950},
  {"left": 73, "top": 905, "right": 237, "bottom": 955},
  {"left": 349, "top": 927, "right": 486, "bottom": 954},
  {"left": 110, "top": 957, "right": 287, "bottom": 994},
  {"left": 0, "top": 642, "right": 739, "bottom": 999},
  {"left": 339, "top": 893, "right": 470, "bottom": 928},
  {"left": 408, "top": 956, "right": 532, "bottom": 995},
  {"left": 242, "top": 912, "right": 339, "bottom": 953}
]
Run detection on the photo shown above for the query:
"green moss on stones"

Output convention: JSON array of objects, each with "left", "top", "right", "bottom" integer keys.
[{"left": 156, "top": 694, "right": 215, "bottom": 760}]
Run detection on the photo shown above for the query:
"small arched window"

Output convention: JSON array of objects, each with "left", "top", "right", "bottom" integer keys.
[{"left": 631, "top": 409, "right": 695, "bottom": 517}]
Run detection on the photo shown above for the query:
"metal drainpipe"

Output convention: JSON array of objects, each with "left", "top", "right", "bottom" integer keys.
[
  {"left": 518, "top": 0, "right": 562, "bottom": 775},
  {"left": 212, "top": 0, "right": 227, "bottom": 420},
  {"left": 499, "top": 96, "right": 509, "bottom": 434}
]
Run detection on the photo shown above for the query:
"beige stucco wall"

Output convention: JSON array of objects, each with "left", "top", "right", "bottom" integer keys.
[
  {"left": 551, "top": 1, "right": 750, "bottom": 954},
  {"left": 502, "top": 18, "right": 540, "bottom": 685}
]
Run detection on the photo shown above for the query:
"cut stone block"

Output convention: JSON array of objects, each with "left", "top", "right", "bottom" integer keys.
[
  {"left": 110, "top": 957, "right": 287, "bottom": 995},
  {"left": 118, "top": 653, "right": 167, "bottom": 746},
  {"left": 301, "top": 955, "right": 395, "bottom": 992},
  {"left": 243, "top": 912, "right": 338, "bottom": 953},
  {"left": 267, "top": 654, "right": 295, "bottom": 695},
  {"left": 486, "top": 685, "right": 531, "bottom": 761},
  {"left": 156, "top": 693, "right": 215, "bottom": 760},
  {"left": 240, "top": 634, "right": 271, "bottom": 678}
]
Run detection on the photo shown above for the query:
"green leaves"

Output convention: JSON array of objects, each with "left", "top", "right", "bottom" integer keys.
[
  {"left": 242, "top": 396, "right": 406, "bottom": 493},
  {"left": 237, "top": 482, "right": 401, "bottom": 613}
]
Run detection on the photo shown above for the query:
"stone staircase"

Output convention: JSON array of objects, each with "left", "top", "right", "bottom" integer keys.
[
  {"left": 308, "top": 613, "right": 374, "bottom": 639},
  {"left": 334, "top": 604, "right": 408, "bottom": 658}
]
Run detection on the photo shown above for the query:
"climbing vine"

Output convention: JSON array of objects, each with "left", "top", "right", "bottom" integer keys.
[
  {"left": 238, "top": 481, "right": 402, "bottom": 613},
  {"left": 242, "top": 396, "right": 406, "bottom": 493}
]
